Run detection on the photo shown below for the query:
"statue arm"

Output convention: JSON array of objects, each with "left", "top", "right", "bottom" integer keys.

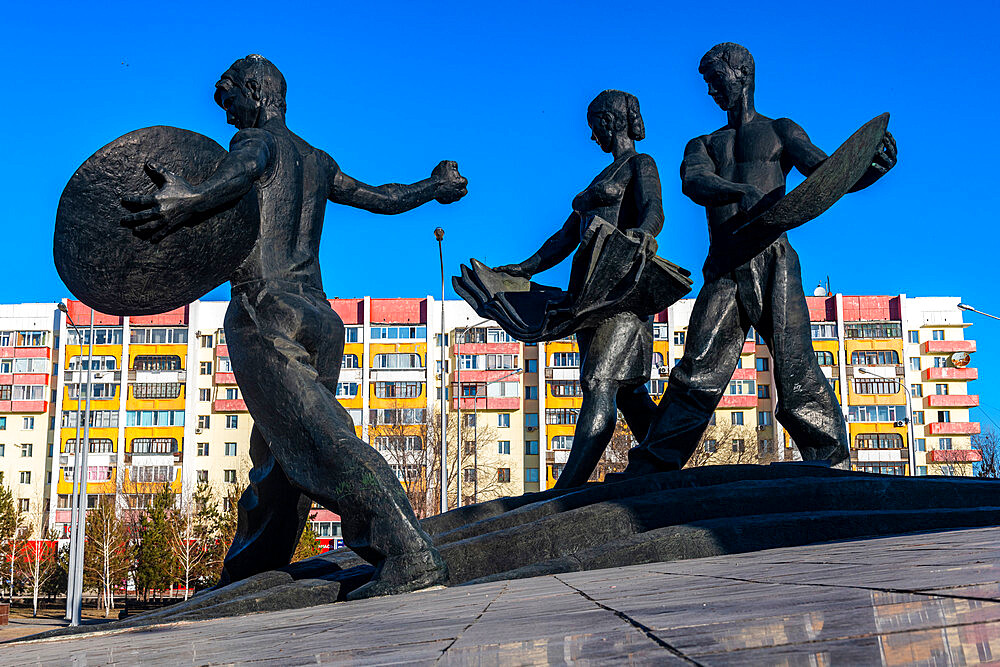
[
  {"left": 775, "top": 118, "right": 828, "bottom": 176},
  {"left": 121, "top": 129, "right": 273, "bottom": 242},
  {"left": 680, "top": 137, "right": 752, "bottom": 207},
  {"left": 632, "top": 154, "right": 664, "bottom": 237},
  {"left": 328, "top": 159, "right": 467, "bottom": 214},
  {"left": 497, "top": 212, "right": 581, "bottom": 278}
]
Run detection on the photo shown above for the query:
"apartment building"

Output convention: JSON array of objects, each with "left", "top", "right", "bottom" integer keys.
[{"left": 0, "top": 291, "right": 981, "bottom": 542}]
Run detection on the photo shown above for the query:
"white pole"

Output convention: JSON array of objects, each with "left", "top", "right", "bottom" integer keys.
[
  {"left": 435, "top": 229, "right": 448, "bottom": 514},
  {"left": 70, "top": 312, "right": 95, "bottom": 626},
  {"left": 64, "top": 311, "right": 84, "bottom": 620}
]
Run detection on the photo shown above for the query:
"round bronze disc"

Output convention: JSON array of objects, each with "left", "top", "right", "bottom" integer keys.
[{"left": 54, "top": 126, "right": 259, "bottom": 315}]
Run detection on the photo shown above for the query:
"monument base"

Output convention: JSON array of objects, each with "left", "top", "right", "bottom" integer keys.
[{"left": 27, "top": 465, "right": 1000, "bottom": 635}]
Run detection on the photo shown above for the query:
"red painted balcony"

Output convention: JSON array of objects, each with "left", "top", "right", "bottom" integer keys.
[
  {"left": 742, "top": 341, "right": 756, "bottom": 354},
  {"left": 922, "top": 367, "right": 978, "bottom": 382},
  {"left": 0, "top": 374, "right": 11, "bottom": 385},
  {"left": 0, "top": 401, "right": 9, "bottom": 411},
  {"left": 452, "top": 396, "right": 520, "bottom": 410},
  {"left": 13, "top": 373, "right": 48, "bottom": 386},
  {"left": 213, "top": 399, "right": 248, "bottom": 413},
  {"left": 454, "top": 342, "right": 521, "bottom": 355},
  {"left": 216, "top": 344, "right": 229, "bottom": 358},
  {"left": 927, "top": 422, "right": 981, "bottom": 436},
  {"left": 11, "top": 400, "right": 47, "bottom": 413},
  {"left": 924, "top": 394, "right": 979, "bottom": 408},
  {"left": 928, "top": 449, "right": 982, "bottom": 463},
  {"left": 733, "top": 368, "right": 756, "bottom": 381},
  {"left": 15, "top": 347, "right": 51, "bottom": 358},
  {"left": 54, "top": 509, "right": 73, "bottom": 524},
  {"left": 215, "top": 372, "right": 237, "bottom": 385},
  {"left": 717, "top": 395, "right": 757, "bottom": 408},
  {"left": 455, "top": 369, "right": 523, "bottom": 383},
  {"left": 921, "top": 340, "right": 976, "bottom": 355},
  {"left": 0, "top": 348, "right": 12, "bottom": 358}
]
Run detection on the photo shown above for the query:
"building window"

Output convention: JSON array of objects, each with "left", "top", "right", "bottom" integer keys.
[
  {"left": 197, "top": 415, "right": 210, "bottom": 429},
  {"left": 130, "top": 328, "right": 188, "bottom": 345},
  {"left": 727, "top": 380, "right": 755, "bottom": 395},
  {"left": 369, "top": 408, "right": 427, "bottom": 425},
  {"left": 908, "top": 330, "right": 919, "bottom": 344},
  {"left": 201, "top": 334, "right": 214, "bottom": 348},
  {"left": 913, "top": 411, "right": 925, "bottom": 425},
  {"left": 130, "top": 466, "right": 173, "bottom": 483},
  {"left": 731, "top": 412, "right": 744, "bottom": 426},
  {"left": 856, "top": 463, "right": 906, "bottom": 475},
  {"left": 815, "top": 351, "right": 835, "bottom": 366},
  {"left": 20, "top": 443, "right": 32, "bottom": 457},
  {"left": 19, "top": 471, "right": 30, "bottom": 484},
  {"left": 435, "top": 333, "right": 449, "bottom": 347},
  {"left": 226, "top": 388, "right": 239, "bottom": 400},
  {"left": 935, "top": 384, "right": 949, "bottom": 396},
  {"left": 61, "top": 411, "right": 119, "bottom": 428},
  {"left": 497, "top": 468, "right": 511, "bottom": 483},
  {"left": 937, "top": 411, "right": 951, "bottom": 423},
  {"left": 551, "top": 435, "right": 574, "bottom": 450},
  {"left": 0, "top": 416, "right": 5, "bottom": 430},
  {"left": 848, "top": 405, "right": 909, "bottom": 423},
  {"left": 199, "top": 388, "right": 211, "bottom": 402},
  {"left": 704, "top": 439, "right": 718, "bottom": 453},
  {"left": 17, "top": 498, "right": 29, "bottom": 513},
  {"left": 755, "top": 358, "right": 769, "bottom": 372},
  {"left": 810, "top": 323, "right": 837, "bottom": 339},
  {"left": 732, "top": 439, "right": 746, "bottom": 453},
  {"left": 131, "top": 382, "right": 183, "bottom": 399},
  {"left": 526, "top": 359, "right": 538, "bottom": 373},
  {"left": 917, "top": 466, "right": 927, "bottom": 476},
  {"left": 65, "top": 438, "right": 115, "bottom": 454},
  {"left": 546, "top": 409, "right": 580, "bottom": 425},
  {"left": 126, "top": 411, "right": 185, "bottom": 427},
  {"left": 855, "top": 433, "right": 904, "bottom": 449},
  {"left": 708, "top": 412, "right": 716, "bottom": 426},
  {"left": 197, "top": 470, "right": 208, "bottom": 483},
  {"left": 526, "top": 386, "right": 538, "bottom": 400},
  {"left": 225, "top": 442, "right": 237, "bottom": 456},
  {"left": 345, "top": 327, "right": 360, "bottom": 343},
  {"left": 200, "top": 361, "right": 213, "bottom": 375},
  {"left": 22, "top": 417, "right": 34, "bottom": 430},
  {"left": 341, "top": 354, "right": 360, "bottom": 369},
  {"left": 549, "top": 381, "right": 583, "bottom": 397},
  {"left": 197, "top": 442, "right": 209, "bottom": 456},
  {"left": 224, "top": 470, "right": 237, "bottom": 484},
  {"left": 525, "top": 413, "right": 538, "bottom": 428},
  {"left": 910, "top": 384, "right": 923, "bottom": 398},
  {"left": 133, "top": 355, "right": 182, "bottom": 371},
  {"left": 932, "top": 330, "right": 945, "bottom": 341},
  {"left": 844, "top": 322, "right": 901, "bottom": 339},
  {"left": 374, "top": 436, "right": 423, "bottom": 452},
  {"left": 370, "top": 325, "right": 427, "bottom": 340},
  {"left": 757, "top": 411, "right": 772, "bottom": 426},
  {"left": 526, "top": 440, "right": 538, "bottom": 455},
  {"left": 915, "top": 439, "right": 926, "bottom": 452},
  {"left": 373, "top": 381, "right": 422, "bottom": 398},
  {"left": 526, "top": 469, "right": 539, "bottom": 483},
  {"left": 336, "top": 382, "right": 359, "bottom": 398},
  {"left": 853, "top": 378, "right": 899, "bottom": 395},
  {"left": 498, "top": 441, "right": 511, "bottom": 455},
  {"left": 551, "top": 352, "right": 580, "bottom": 367},
  {"left": 673, "top": 331, "right": 686, "bottom": 345},
  {"left": 226, "top": 415, "right": 239, "bottom": 429},
  {"left": 850, "top": 350, "right": 899, "bottom": 365},
  {"left": 646, "top": 379, "right": 666, "bottom": 396},
  {"left": 757, "top": 384, "right": 770, "bottom": 399},
  {"left": 931, "top": 356, "right": 948, "bottom": 368},
  {"left": 373, "top": 353, "right": 422, "bottom": 369},
  {"left": 909, "top": 357, "right": 921, "bottom": 371},
  {"left": 463, "top": 468, "right": 476, "bottom": 483},
  {"left": 939, "top": 438, "right": 953, "bottom": 450},
  {"left": 498, "top": 414, "right": 510, "bottom": 428}
]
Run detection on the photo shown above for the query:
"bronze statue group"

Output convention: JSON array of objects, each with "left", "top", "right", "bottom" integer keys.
[{"left": 68, "top": 43, "right": 896, "bottom": 598}]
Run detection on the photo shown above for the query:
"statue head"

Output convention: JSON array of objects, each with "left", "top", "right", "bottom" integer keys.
[
  {"left": 698, "top": 43, "right": 755, "bottom": 111},
  {"left": 215, "top": 55, "right": 287, "bottom": 129},
  {"left": 587, "top": 90, "right": 645, "bottom": 153}
]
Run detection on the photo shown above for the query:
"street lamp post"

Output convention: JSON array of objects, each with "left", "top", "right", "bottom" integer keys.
[
  {"left": 958, "top": 303, "right": 1000, "bottom": 322},
  {"left": 856, "top": 367, "right": 916, "bottom": 476},
  {"left": 58, "top": 303, "right": 84, "bottom": 621},
  {"left": 434, "top": 228, "right": 448, "bottom": 514},
  {"left": 452, "top": 318, "right": 491, "bottom": 508}
]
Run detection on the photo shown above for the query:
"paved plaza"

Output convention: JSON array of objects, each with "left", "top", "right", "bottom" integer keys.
[{"left": 3, "top": 526, "right": 1000, "bottom": 665}]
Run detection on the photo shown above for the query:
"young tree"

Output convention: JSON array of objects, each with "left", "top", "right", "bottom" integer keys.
[
  {"left": 43, "top": 545, "right": 70, "bottom": 600},
  {"left": 170, "top": 484, "right": 219, "bottom": 600},
  {"left": 16, "top": 526, "right": 59, "bottom": 617},
  {"left": 591, "top": 418, "right": 637, "bottom": 482},
  {"left": 685, "top": 419, "right": 770, "bottom": 468},
  {"left": 133, "top": 486, "right": 177, "bottom": 601},
  {"left": 974, "top": 427, "right": 1000, "bottom": 479},
  {"left": 422, "top": 407, "right": 505, "bottom": 513},
  {"left": 83, "top": 497, "right": 130, "bottom": 616},
  {"left": 292, "top": 515, "right": 321, "bottom": 562},
  {"left": 0, "top": 480, "right": 20, "bottom": 603}
]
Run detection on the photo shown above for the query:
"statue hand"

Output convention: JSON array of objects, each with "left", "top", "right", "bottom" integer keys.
[
  {"left": 494, "top": 264, "right": 533, "bottom": 279},
  {"left": 432, "top": 160, "right": 468, "bottom": 204},
  {"left": 738, "top": 184, "right": 765, "bottom": 215},
  {"left": 625, "top": 229, "right": 658, "bottom": 258},
  {"left": 121, "top": 161, "right": 200, "bottom": 243},
  {"left": 869, "top": 130, "right": 897, "bottom": 176}
]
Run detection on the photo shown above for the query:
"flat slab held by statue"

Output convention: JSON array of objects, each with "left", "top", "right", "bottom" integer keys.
[{"left": 54, "top": 55, "right": 468, "bottom": 599}]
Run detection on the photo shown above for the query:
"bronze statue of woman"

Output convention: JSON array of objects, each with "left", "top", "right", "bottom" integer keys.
[{"left": 458, "top": 90, "right": 690, "bottom": 488}]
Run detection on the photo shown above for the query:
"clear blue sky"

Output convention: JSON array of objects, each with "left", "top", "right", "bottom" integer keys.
[{"left": 4, "top": 1, "right": 999, "bottom": 429}]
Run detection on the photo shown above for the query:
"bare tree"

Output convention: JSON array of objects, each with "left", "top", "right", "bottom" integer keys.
[
  {"left": 685, "top": 419, "right": 771, "bottom": 468},
  {"left": 83, "top": 496, "right": 130, "bottom": 616},
  {"left": 0, "top": 479, "right": 21, "bottom": 603},
  {"left": 16, "top": 525, "right": 59, "bottom": 617},
  {"left": 170, "top": 486, "right": 216, "bottom": 601},
  {"left": 591, "top": 418, "right": 637, "bottom": 482},
  {"left": 973, "top": 427, "right": 999, "bottom": 479}
]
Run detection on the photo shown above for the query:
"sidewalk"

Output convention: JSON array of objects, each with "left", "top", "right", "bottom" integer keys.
[{"left": 4, "top": 526, "right": 1000, "bottom": 665}]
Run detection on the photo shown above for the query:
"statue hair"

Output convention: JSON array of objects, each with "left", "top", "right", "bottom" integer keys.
[
  {"left": 588, "top": 90, "right": 645, "bottom": 141},
  {"left": 699, "top": 43, "right": 755, "bottom": 91},
  {"left": 219, "top": 54, "right": 287, "bottom": 113}
]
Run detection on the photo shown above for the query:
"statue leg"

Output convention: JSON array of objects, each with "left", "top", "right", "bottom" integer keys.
[
  {"left": 219, "top": 426, "right": 312, "bottom": 585},
  {"left": 756, "top": 248, "right": 849, "bottom": 464},
  {"left": 555, "top": 377, "right": 619, "bottom": 488},
  {"left": 624, "top": 277, "right": 749, "bottom": 472},
  {"left": 225, "top": 289, "right": 446, "bottom": 596}
]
